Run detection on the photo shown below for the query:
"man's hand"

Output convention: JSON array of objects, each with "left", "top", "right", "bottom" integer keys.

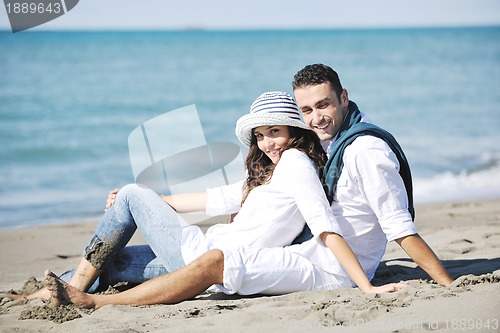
[{"left": 395, "top": 234, "right": 453, "bottom": 286}]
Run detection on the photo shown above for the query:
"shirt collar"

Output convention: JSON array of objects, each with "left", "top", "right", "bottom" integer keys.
[{"left": 323, "top": 111, "right": 368, "bottom": 158}]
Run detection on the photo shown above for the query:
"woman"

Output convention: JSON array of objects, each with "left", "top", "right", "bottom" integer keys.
[{"left": 5, "top": 92, "right": 405, "bottom": 304}]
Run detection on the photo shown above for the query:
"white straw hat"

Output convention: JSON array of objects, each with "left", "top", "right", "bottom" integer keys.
[{"left": 235, "top": 91, "right": 311, "bottom": 147}]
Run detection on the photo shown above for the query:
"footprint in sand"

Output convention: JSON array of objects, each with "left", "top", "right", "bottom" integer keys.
[{"left": 445, "top": 239, "right": 477, "bottom": 255}]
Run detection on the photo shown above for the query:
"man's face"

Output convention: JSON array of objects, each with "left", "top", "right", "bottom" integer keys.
[{"left": 294, "top": 82, "right": 349, "bottom": 141}]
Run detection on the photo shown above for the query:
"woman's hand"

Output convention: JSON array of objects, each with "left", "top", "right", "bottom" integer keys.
[
  {"left": 105, "top": 188, "right": 120, "bottom": 209},
  {"left": 362, "top": 282, "right": 408, "bottom": 294},
  {"left": 320, "top": 232, "right": 408, "bottom": 295}
]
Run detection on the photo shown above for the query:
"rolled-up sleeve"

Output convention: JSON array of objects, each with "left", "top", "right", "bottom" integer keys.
[{"left": 206, "top": 180, "right": 244, "bottom": 216}]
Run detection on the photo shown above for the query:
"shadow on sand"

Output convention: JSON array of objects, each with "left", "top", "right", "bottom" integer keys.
[{"left": 372, "top": 257, "right": 500, "bottom": 285}]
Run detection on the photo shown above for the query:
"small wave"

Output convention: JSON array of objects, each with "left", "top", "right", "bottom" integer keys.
[{"left": 414, "top": 161, "right": 500, "bottom": 203}]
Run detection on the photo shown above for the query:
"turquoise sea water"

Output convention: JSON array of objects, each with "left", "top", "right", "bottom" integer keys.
[{"left": 1, "top": 27, "right": 499, "bottom": 229}]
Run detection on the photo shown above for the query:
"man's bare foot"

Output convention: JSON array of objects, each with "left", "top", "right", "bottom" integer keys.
[{"left": 44, "top": 270, "right": 96, "bottom": 309}]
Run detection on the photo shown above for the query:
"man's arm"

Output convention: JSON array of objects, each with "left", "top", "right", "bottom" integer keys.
[
  {"left": 347, "top": 139, "right": 453, "bottom": 286},
  {"left": 395, "top": 233, "right": 453, "bottom": 286}
]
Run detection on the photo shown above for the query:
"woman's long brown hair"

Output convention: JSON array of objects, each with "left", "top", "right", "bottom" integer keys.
[{"left": 241, "top": 126, "right": 326, "bottom": 204}]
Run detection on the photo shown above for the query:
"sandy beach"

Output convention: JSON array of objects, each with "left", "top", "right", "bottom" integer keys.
[{"left": 1, "top": 199, "right": 499, "bottom": 332}]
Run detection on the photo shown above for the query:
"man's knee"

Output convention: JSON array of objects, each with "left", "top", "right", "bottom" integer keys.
[
  {"left": 196, "top": 249, "right": 224, "bottom": 283},
  {"left": 203, "top": 249, "right": 224, "bottom": 270}
]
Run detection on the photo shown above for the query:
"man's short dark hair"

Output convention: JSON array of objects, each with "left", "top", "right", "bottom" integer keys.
[{"left": 292, "top": 64, "right": 344, "bottom": 101}]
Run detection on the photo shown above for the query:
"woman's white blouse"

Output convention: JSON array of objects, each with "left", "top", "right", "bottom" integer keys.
[{"left": 202, "top": 148, "right": 340, "bottom": 249}]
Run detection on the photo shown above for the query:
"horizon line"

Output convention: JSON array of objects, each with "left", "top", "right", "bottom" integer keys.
[{"left": 1, "top": 23, "right": 499, "bottom": 34}]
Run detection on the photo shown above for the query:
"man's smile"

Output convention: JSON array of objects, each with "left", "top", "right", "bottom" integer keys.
[{"left": 315, "top": 120, "right": 331, "bottom": 130}]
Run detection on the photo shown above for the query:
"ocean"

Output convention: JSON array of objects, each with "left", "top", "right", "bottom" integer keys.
[{"left": 1, "top": 27, "right": 499, "bottom": 230}]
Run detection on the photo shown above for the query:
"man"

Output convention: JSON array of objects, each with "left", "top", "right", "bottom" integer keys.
[
  {"left": 43, "top": 65, "right": 452, "bottom": 309},
  {"left": 291, "top": 64, "right": 452, "bottom": 285}
]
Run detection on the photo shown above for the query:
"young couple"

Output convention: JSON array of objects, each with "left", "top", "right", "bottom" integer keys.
[{"left": 5, "top": 64, "right": 453, "bottom": 309}]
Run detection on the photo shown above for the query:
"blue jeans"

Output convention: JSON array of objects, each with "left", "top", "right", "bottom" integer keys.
[{"left": 61, "top": 184, "right": 187, "bottom": 293}]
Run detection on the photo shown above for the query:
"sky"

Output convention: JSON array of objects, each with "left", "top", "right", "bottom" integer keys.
[{"left": 1, "top": 0, "right": 500, "bottom": 31}]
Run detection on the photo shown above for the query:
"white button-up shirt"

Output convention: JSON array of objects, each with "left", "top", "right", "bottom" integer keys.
[
  {"left": 180, "top": 148, "right": 341, "bottom": 265},
  {"left": 290, "top": 135, "right": 417, "bottom": 281}
]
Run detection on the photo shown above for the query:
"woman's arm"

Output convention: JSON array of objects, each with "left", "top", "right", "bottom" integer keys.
[
  {"left": 320, "top": 232, "right": 407, "bottom": 293},
  {"left": 105, "top": 188, "right": 207, "bottom": 213},
  {"left": 162, "top": 192, "right": 207, "bottom": 213}
]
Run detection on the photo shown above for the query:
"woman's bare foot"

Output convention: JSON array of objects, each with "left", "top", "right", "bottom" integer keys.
[
  {"left": 44, "top": 270, "right": 96, "bottom": 309},
  {"left": 0, "top": 287, "right": 51, "bottom": 301},
  {"left": 0, "top": 292, "right": 25, "bottom": 301}
]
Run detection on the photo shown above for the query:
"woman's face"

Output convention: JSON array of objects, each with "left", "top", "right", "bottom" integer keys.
[{"left": 253, "top": 125, "right": 291, "bottom": 164}]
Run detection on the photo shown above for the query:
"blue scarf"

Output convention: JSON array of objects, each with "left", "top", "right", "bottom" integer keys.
[{"left": 292, "top": 101, "right": 414, "bottom": 244}]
